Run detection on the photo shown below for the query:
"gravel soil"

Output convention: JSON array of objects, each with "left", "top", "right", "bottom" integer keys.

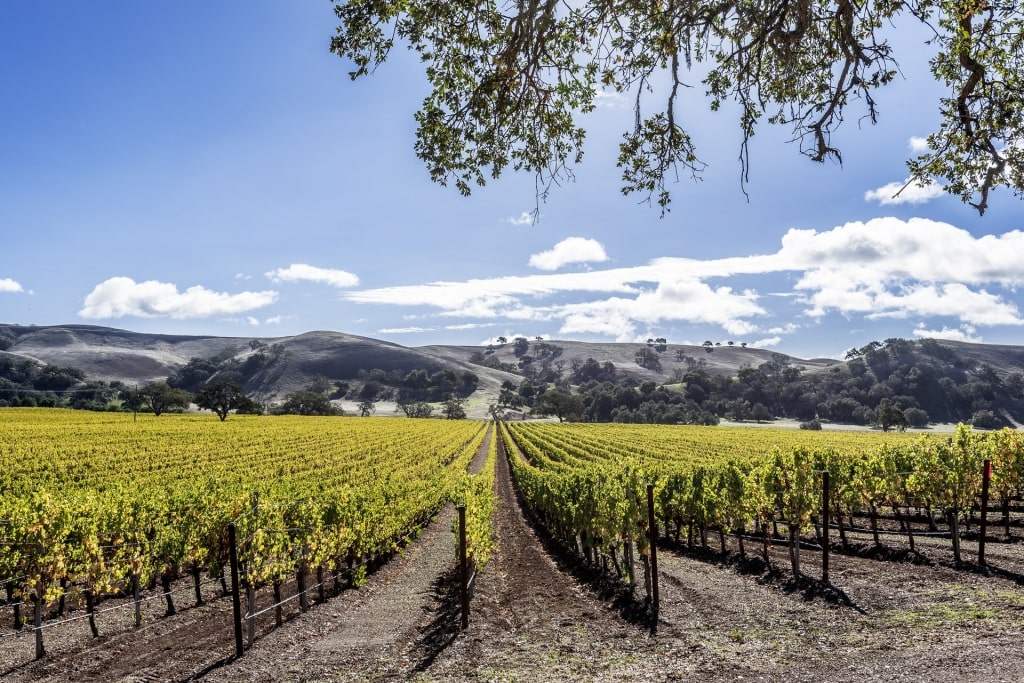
[{"left": 3, "top": 424, "right": 1024, "bottom": 682}]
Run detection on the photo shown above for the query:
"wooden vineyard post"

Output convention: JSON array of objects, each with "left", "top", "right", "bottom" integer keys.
[
  {"left": 978, "top": 459, "right": 991, "bottom": 567},
  {"left": 646, "top": 484, "right": 659, "bottom": 622},
  {"left": 6, "top": 583, "right": 23, "bottom": 631},
  {"left": 33, "top": 595, "right": 44, "bottom": 660},
  {"left": 458, "top": 505, "right": 469, "bottom": 630},
  {"left": 228, "top": 523, "right": 244, "bottom": 658},
  {"left": 821, "top": 470, "right": 830, "bottom": 584},
  {"left": 246, "top": 492, "right": 258, "bottom": 648},
  {"left": 132, "top": 572, "right": 142, "bottom": 628},
  {"left": 297, "top": 551, "right": 309, "bottom": 613},
  {"left": 950, "top": 507, "right": 963, "bottom": 564}
]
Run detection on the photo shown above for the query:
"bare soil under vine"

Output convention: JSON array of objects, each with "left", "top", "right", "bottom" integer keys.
[{"left": 4, "top": 431, "right": 1024, "bottom": 682}]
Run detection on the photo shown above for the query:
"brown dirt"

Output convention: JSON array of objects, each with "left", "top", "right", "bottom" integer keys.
[{"left": 4, "top": 426, "right": 1024, "bottom": 682}]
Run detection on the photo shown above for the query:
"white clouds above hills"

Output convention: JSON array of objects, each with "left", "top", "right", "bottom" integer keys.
[
  {"left": 913, "top": 323, "right": 983, "bottom": 343},
  {"left": 69, "top": 218, "right": 1023, "bottom": 351},
  {"left": 79, "top": 277, "right": 278, "bottom": 320},
  {"left": 337, "top": 217, "right": 1024, "bottom": 341}
]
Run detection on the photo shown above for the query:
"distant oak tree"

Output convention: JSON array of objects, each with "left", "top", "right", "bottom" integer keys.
[
  {"left": 194, "top": 382, "right": 256, "bottom": 421},
  {"left": 138, "top": 381, "right": 191, "bottom": 417}
]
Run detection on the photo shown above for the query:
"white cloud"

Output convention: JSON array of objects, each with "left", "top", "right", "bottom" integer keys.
[
  {"left": 379, "top": 326, "right": 434, "bottom": 334},
  {"left": 79, "top": 277, "right": 278, "bottom": 320},
  {"left": 863, "top": 284, "right": 1020, "bottom": 325},
  {"left": 265, "top": 316, "right": 284, "bottom": 325},
  {"left": 445, "top": 322, "right": 498, "bottom": 330},
  {"left": 507, "top": 212, "right": 535, "bottom": 226},
  {"left": 864, "top": 179, "right": 946, "bottom": 205},
  {"left": 913, "top": 323, "right": 983, "bottom": 343},
  {"left": 555, "top": 279, "right": 764, "bottom": 339},
  {"left": 909, "top": 136, "right": 930, "bottom": 153},
  {"left": 345, "top": 269, "right": 641, "bottom": 309},
  {"left": 783, "top": 219, "right": 1024, "bottom": 325},
  {"left": 245, "top": 317, "right": 260, "bottom": 326},
  {"left": 0, "top": 278, "right": 24, "bottom": 293},
  {"left": 594, "top": 88, "right": 627, "bottom": 108},
  {"left": 529, "top": 237, "right": 609, "bottom": 271},
  {"left": 266, "top": 264, "right": 359, "bottom": 288},
  {"left": 751, "top": 336, "right": 782, "bottom": 348}
]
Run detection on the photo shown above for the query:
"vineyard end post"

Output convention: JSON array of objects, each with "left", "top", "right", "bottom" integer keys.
[
  {"left": 979, "top": 459, "right": 991, "bottom": 567},
  {"left": 646, "top": 483, "right": 659, "bottom": 625}
]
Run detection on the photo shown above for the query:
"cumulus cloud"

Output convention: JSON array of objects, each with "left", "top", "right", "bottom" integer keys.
[
  {"left": 766, "top": 323, "right": 800, "bottom": 335},
  {"left": 909, "top": 136, "right": 930, "bottom": 153},
  {"left": 751, "top": 336, "right": 782, "bottom": 348},
  {"left": 782, "top": 218, "right": 1024, "bottom": 325},
  {"left": 529, "top": 237, "right": 609, "bottom": 271},
  {"left": 79, "top": 277, "right": 278, "bottom": 320},
  {"left": 340, "top": 217, "right": 1024, "bottom": 340},
  {"left": 594, "top": 88, "right": 627, "bottom": 108},
  {"left": 507, "top": 212, "right": 536, "bottom": 226},
  {"left": 266, "top": 264, "right": 359, "bottom": 288},
  {"left": 1, "top": 278, "right": 25, "bottom": 293},
  {"left": 864, "top": 179, "right": 946, "bottom": 205},
  {"left": 913, "top": 324, "right": 983, "bottom": 344}
]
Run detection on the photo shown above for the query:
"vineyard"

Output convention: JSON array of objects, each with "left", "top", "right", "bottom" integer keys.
[
  {"left": 501, "top": 421, "right": 1024, "bottom": 584},
  {"left": 0, "top": 409, "right": 493, "bottom": 668},
  {"left": 3, "top": 410, "right": 1024, "bottom": 682}
]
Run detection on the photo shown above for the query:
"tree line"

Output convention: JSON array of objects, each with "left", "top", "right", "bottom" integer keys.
[{"left": 487, "top": 337, "right": 1024, "bottom": 429}]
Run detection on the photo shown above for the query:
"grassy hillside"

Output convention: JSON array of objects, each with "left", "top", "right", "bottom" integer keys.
[
  {"left": 2, "top": 324, "right": 1023, "bottom": 423},
  {"left": 1, "top": 325, "right": 829, "bottom": 405}
]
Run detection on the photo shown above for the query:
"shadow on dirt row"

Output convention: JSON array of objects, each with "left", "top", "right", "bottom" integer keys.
[
  {"left": 407, "top": 565, "right": 462, "bottom": 674},
  {"left": 655, "top": 537, "right": 865, "bottom": 613}
]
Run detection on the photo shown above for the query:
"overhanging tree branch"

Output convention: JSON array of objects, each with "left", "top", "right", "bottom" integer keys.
[{"left": 332, "top": 0, "right": 1024, "bottom": 216}]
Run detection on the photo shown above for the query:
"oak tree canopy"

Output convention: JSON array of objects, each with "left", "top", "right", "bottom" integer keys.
[{"left": 331, "top": 1, "right": 1024, "bottom": 215}]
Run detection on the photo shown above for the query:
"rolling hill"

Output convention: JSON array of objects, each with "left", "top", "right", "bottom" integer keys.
[{"left": 1, "top": 323, "right": 1023, "bottom": 422}]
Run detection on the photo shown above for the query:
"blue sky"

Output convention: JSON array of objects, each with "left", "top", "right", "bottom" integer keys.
[{"left": 3, "top": 2, "right": 1023, "bottom": 361}]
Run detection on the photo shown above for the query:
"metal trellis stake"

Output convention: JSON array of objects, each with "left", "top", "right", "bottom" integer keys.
[
  {"left": 228, "top": 523, "right": 244, "bottom": 658},
  {"left": 822, "top": 470, "right": 830, "bottom": 584}
]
